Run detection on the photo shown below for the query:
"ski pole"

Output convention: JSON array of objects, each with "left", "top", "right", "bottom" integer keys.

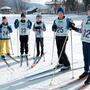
[
  {"left": 10, "top": 38, "right": 14, "bottom": 55},
  {"left": 49, "top": 36, "right": 68, "bottom": 86},
  {"left": 70, "top": 30, "right": 74, "bottom": 79},
  {"left": 17, "top": 29, "right": 19, "bottom": 57},
  {"left": 33, "top": 36, "right": 36, "bottom": 58},
  {"left": 51, "top": 32, "right": 56, "bottom": 65}
]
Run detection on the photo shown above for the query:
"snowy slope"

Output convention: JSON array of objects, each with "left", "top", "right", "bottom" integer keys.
[{"left": 0, "top": 14, "right": 88, "bottom": 90}]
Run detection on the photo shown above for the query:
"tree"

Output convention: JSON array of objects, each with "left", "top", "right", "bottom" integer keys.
[
  {"left": 65, "top": 0, "right": 78, "bottom": 12},
  {"left": 83, "top": 0, "right": 90, "bottom": 10},
  {"left": 13, "top": 0, "right": 27, "bottom": 13},
  {"left": 0, "top": 0, "right": 5, "bottom": 8}
]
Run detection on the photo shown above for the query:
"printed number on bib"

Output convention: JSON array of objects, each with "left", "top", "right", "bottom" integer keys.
[
  {"left": 21, "top": 28, "right": 26, "bottom": 34},
  {"left": 37, "top": 30, "right": 41, "bottom": 35},
  {"left": 83, "top": 29, "right": 90, "bottom": 38},
  {"left": 2, "top": 28, "right": 8, "bottom": 38},
  {"left": 57, "top": 27, "right": 64, "bottom": 33}
]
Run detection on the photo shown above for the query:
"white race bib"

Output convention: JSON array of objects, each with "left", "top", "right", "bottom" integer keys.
[
  {"left": 82, "top": 23, "right": 90, "bottom": 43},
  {"left": 34, "top": 23, "right": 44, "bottom": 38},
  {"left": 1, "top": 26, "right": 10, "bottom": 39},
  {"left": 19, "top": 21, "right": 29, "bottom": 35},
  {"left": 55, "top": 19, "right": 69, "bottom": 36}
]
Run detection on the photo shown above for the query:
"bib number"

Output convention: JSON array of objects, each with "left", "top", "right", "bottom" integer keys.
[
  {"left": 83, "top": 29, "right": 90, "bottom": 38},
  {"left": 2, "top": 28, "right": 9, "bottom": 38},
  {"left": 21, "top": 28, "right": 26, "bottom": 34},
  {"left": 37, "top": 29, "right": 41, "bottom": 36},
  {"left": 57, "top": 27, "right": 64, "bottom": 33}
]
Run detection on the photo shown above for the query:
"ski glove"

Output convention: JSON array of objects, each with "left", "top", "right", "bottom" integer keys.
[
  {"left": 7, "top": 26, "right": 12, "bottom": 33},
  {"left": 34, "top": 26, "right": 42, "bottom": 30},
  {"left": 52, "top": 24, "right": 57, "bottom": 32},
  {"left": 14, "top": 19, "right": 19, "bottom": 29}
]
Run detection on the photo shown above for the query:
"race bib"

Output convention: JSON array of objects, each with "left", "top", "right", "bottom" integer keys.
[
  {"left": 1, "top": 26, "right": 9, "bottom": 39},
  {"left": 55, "top": 19, "right": 68, "bottom": 36},
  {"left": 82, "top": 23, "right": 90, "bottom": 42},
  {"left": 34, "top": 23, "right": 44, "bottom": 38},
  {"left": 19, "top": 22, "right": 29, "bottom": 35}
]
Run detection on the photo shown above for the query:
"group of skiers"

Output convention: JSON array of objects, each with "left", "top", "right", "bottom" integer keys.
[{"left": 0, "top": 7, "right": 90, "bottom": 85}]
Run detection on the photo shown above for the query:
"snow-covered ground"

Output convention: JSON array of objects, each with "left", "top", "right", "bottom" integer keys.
[{"left": 0, "top": 14, "right": 88, "bottom": 90}]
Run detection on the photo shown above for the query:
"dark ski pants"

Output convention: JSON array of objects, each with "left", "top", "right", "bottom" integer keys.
[
  {"left": 82, "top": 42, "right": 90, "bottom": 74},
  {"left": 56, "top": 36, "right": 70, "bottom": 67},
  {"left": 20, "top": 35, "right": 28, "bottom": 55},
  {"left": 36, "top": 38, "right": 44, "bottom": 55}
]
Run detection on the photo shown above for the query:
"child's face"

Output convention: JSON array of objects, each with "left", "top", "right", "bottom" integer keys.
[
  {"left": 87, "top": 10, "right": 90, "bottom": 16},
  {"left": 36, "top": 17, "right": 42, "bottom": 22},
  {"left": 58, "top": 12, "right": 64, "bottom": 19},
  {"left": 2, "top": 18, "right": 8, "bottom": 24}
]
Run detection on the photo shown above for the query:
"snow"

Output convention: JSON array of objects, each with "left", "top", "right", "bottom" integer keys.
[
  {"left": 0, "top": 14, "right": 88, "bottom": 90},
  {"left": 0, "top": 6, "right": 12, "bottom": 10}
]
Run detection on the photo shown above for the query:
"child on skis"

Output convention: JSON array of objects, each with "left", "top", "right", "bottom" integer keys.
[
  {"left": 0, "top": 16, "right": 12, "bottom": 60},
  {"left": 33, "top": 14, "right": 46, "bottom": 57},
  {"left": 14, "top": 13, "right": 32, "bottom": 66},
  {"left": 52, "top": 7, "right": 78, "bottom": 71},
  {"left": 75, "top": 6, "right": 90, "bottom": 85}
]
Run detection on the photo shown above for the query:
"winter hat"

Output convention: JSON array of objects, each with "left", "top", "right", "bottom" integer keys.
[
  {"left": 36, "top": 14, "right": 42, "bottom": 18},
  {"left": 21, "top": 13, "right": 26, "bottom": 17},
  {"left": 57, "top": 7, "right": 64, "bottom": 14}
]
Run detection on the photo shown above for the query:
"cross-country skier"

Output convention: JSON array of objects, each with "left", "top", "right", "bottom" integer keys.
[
  {"left": 0, "top": 16, "right": 12, "bottom": 60},
  {"left": 75, "top": 6, "right": 90, "bottom": 85},
  {"left": 33, "top": 14, "right": 46, "bottom": 57},
  {"left": 14, "top": 13, "right": 32, "bottom": 60},
  {"left": 52, "top": 7, "right": 78, "bottom": 71}
]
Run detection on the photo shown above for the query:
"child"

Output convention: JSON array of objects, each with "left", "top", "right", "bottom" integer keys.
[
  {"left": 14, "top": 13, "right": 32, "bottom": 59},
  {"left": 0, "top": 16, "right": 12, "bottom": 60},
  {"left": 33, "top": 14, "right": 46, "bottom": 57},
  {"left": 52, "top": 7, "right": 78, "bottom": 71},
  {"left": 76, "top": 7, "right": 90, "bottom": 85}
]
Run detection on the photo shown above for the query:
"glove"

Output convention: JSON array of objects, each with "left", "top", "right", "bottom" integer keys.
[
  {"left": 35, "top": 26, "right": 41, "bottom": 30},
  {"left": 52, "top": 24, "right": 57, "bottom": 32}
]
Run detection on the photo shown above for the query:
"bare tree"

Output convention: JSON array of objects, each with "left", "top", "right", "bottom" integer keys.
[
  {"left": 13, "top": 0, "right": 27, "bottom": 13},
  {"left": 0, "top": 0, "right": 5, "bottom": 8},
  {"left": 83, "top": 0, "right": 90, "bottom": 10},
  {"left": 65, "top": 0, "right": 79, "bottom": 13}
]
